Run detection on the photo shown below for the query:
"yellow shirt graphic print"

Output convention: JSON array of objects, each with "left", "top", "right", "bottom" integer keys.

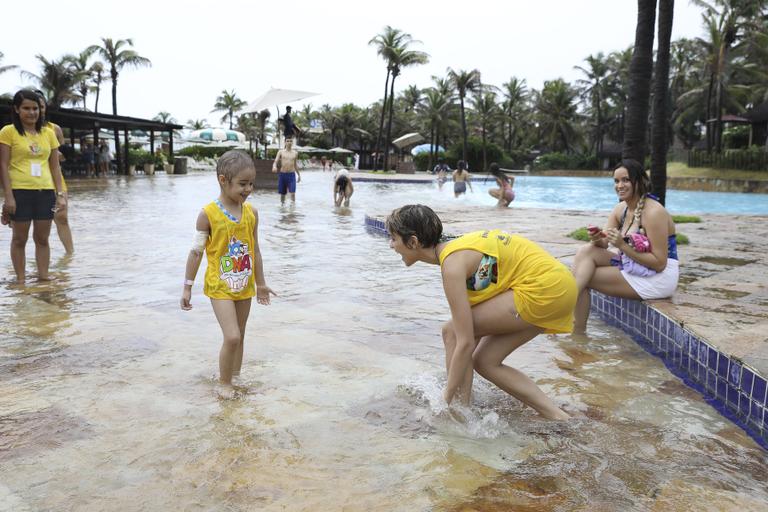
[
  {"left": 202, "top": 201, "right": 257, "bottom": 300},
  {"left": 219, "top": 236, "right": 252, "bottom": 293}
]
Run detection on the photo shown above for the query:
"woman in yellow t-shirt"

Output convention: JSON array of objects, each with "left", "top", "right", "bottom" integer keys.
[
  {"left": 0, "top": 89, "right": 67, "bottom": 284},
  {"left": 37, "top": 91, "right": 74, "bottom": 254},
  {"left": 386, "top": 204, "right": 575, "bottom": 420}
]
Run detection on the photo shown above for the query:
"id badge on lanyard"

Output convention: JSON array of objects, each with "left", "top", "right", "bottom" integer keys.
[{"left": 31, "top": 163, "right": 42, "bottom": 177}]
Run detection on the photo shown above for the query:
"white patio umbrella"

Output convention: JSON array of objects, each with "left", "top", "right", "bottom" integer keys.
[
  {"left": 190, "top": 128, "right": 245, "bottom": 142},
  {"left": 328, "top": 147, "right": 353, "bottom": 154},
  {"left": 392, "top": 132, "right": 424, "bottom": 149},
  {"left": 244, "top": 87, "right": 320, "bottom": 113}
]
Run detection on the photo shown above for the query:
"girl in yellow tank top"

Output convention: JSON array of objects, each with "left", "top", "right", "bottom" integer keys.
[
  {"left": 180, "top": 150, "right": 275, "bottom": 395},
  {"left": 386, "top": 204, "right": 573, "bottom": 420}
]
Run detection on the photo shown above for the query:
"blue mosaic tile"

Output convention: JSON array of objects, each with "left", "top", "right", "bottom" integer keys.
[
  {"left": 729, "top": 361, "right": 742, "bottom": 387},
  {"left": 740, "top": 394, "right": 752, "bottom": 417},
  {"left": 727, "top": 385, "right": 740, "bottom": 406},
  {"left": 707, "top": 371, "right": 717, "bottom": 393},
  {"left": 717, "top": 354, "right": 729, "bottom": 379},
  {"left": 698, "top": 342, "right": 708, "bottom": 364},
  {"left": 742, "top": 368, "right": 755, "bottom": 396},
  {"left": 708, "top": 347, "right": 719, "bottom": 371},
  {"left": 750, "top": 400, "right": 762, "bottom": 424},
  {"left": 753, "top": 376, "right": 767, "bottom": 405},
  {"left": 716, "top": 378, "right": 728, "bottom": 400}
]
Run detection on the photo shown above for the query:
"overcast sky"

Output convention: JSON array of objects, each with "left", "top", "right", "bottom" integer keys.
[{"left": 1, "top": 0, "right": 706, "bottom": 128}]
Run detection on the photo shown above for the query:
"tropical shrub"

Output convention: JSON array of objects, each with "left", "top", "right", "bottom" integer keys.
[
  {"left": 413, "top": 151, "right": 446, "bottom": 172},
  {"left": 534, "top": 152, "right": 599, "bottom": 171},
  {"left": 178, "top": 145, "right": 231, "bottom": 160},
  {"left": 445, "top": 137, "right": 503, "bottom": 173}
]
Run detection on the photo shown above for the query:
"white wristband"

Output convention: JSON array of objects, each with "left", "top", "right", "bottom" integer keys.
[{"left": 184, "top": 279, "right": 194, "bottom": 286}]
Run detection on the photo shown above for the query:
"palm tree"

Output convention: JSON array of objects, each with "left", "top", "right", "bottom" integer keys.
[
  {"left": 622, "top": 0, "right": 657, "bottom": 163},
  {"left": 401, "top": 84, "right": 422, "bottom": 112},
  {"left": 65, "top": 48, "right": 97, "bottom": 109},
  {"left": 154, "top": 111, "right": 176, "bottom": 124},
  {"left": 212, "top": 90, "right": 246, "bottom": 129},
  {"left": 574, "top": 52, "right": 612, "bottom": 155},
  {"left": 471, "top": 91, "right": 500, "bottom": 172},
  {"left": 448, "top": 68, "right": 482, "bottom": 161},
  {"left": 650, "top": 0, "right": 675, "bottom": 206},
  {"left": 187, "top": 119, "right": 208, "bottom": 130},
  {"left": 501, "top": 77, "right": 528, "bottom": 153},
  {"left": 88, "top": 37, "right": 151, "bottom": 173},
  {"left": 257, "top": 109, "right": 271, "bottom": 157},
  {"left": 87, "top": 38, "right": 151, "bottom": 116},
  {"left": 0, "top": 51, "right": 17, "bottom": 77},
  {"left": 535, "top": 79, "right": 580, "bottom": 152},
  {"left": 21, "top": 55, "right": 82, "bottom": 107},
  {"left": 420, "top": 87, "right": 452, "bottom": 170},
  {"left": 383, "top": 46, "right": 429, "bottom": 172},
  {"left": 90, "top": 62, "right": 106, "bottom": 113},
  {"left": 369, "top": 26, "right": 410, "bottom": 169}
]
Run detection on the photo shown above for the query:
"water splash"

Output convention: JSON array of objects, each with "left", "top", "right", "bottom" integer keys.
[{"left": 400, "top": 373, "right": 509, "bottom": 439}]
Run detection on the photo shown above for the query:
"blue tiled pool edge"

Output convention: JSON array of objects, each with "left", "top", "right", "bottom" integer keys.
[{"left": 364, "top": 214, "right": 768, "bottom": 449}]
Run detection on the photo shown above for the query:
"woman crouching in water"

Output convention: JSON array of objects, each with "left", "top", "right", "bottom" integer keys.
[{"left": 386, "top": 204, "right": 574, "bottom": 420}]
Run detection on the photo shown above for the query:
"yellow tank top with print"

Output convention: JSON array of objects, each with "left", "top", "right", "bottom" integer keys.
[
  {"left": 438, "top": 230, "right": 576, "bottom": 333},
  {"left": 203, "top": 201, "right": 257, "bottom": 300}
]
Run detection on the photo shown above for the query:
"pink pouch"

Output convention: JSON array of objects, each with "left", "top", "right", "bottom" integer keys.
[{"left": 626, "top": 232, "right": 651, "bottom": 253}]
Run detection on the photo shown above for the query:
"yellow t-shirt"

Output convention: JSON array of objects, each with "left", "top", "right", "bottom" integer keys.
[
  {"left": 0, "top": 124, "right": 59, "bottom": 190},
  {"left": 203, "top": 201, "right": 257, "bottom": 300},
  {"left": 439, "top": 230, "right": 577, "bottom": 333}
]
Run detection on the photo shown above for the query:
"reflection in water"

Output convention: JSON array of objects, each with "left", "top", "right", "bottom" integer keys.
[{"left": 0, "top": 172, "right": 766, "bottom": 511}]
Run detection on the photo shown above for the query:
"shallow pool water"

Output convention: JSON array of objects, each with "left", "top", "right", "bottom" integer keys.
[
  {"left": 387, "top": 175, "right": 768, "bottom": 214},
  {"left": 1, "top": 171, "right": 766, "bottom": 511}
]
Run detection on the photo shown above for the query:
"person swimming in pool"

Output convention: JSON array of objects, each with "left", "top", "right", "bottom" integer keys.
[{"left": 386, "top": 204, "right": 574, "bottom": 420}]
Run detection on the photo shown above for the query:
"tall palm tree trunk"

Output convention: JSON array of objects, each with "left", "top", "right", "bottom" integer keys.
[
  {"left": 429, "top": 123, "right": 435, "bottom": 171},
  {"left": 651, "top": 0, "right": 674, "bottom": 206},
  {"left": 94, "top": 85, "right": 101, "bottom": 113},
  {"left": 715, "top": 79, "right": 724, "bottom": 153},
  {"left": 373, "top": 69, "right": 391, "bottom": 170},
  {"left": 383, "top": 73, "right": 398, "bottom": 172},
  {"left": 460, "top": 97, "right": 468, "bottom": 161},
  {"left": 481, "top": 125, "right": 488, "bottom": 172},
  {"left": 622, "top": 0, "right": 657, "bottom": 163},
  {"left": 705, "top": 73, "right": 714, "bottom": 152}
]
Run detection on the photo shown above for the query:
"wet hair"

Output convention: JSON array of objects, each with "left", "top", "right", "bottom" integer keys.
[
  {"left": 11, "top": 89, "right": 44, "bottom": 135},
  {"left": 386, "top": 204, "right": 443, "bottom": 248},
  {"left": 285, "top": 106, "right": 292, "bottom": 112},
  {"left": 216, "top": 150, "right": 255, "bottom": 181},
  {"left": 614, "top": 159, "right": 650, "bottom": 198},
  {"left": 457, "top": 160, "right": 467, "bottom": 171},
  {"left": 489, "top": 162, "right": 508, "bottom": 183}
]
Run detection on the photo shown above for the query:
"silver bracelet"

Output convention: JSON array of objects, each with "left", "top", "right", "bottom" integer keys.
[{"left": 183, "top": 279, "right": 194, "bottom": 286}]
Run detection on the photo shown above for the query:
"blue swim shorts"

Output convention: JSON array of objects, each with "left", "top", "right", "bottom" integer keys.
[{"left": 277, "top": 172, "right": 296, "bottom": 195}]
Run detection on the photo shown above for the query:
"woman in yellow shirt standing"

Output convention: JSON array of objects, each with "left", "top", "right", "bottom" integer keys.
[
  {"left": 0, "top": 89, "right": 67, "bottom": 284},
  {"left": 387, "top": 204, "right": 575, "bottom": 420}
]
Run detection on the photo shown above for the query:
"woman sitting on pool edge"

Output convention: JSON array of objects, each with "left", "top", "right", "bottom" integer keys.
[
  {"left": 572, "top": 159, "right": 678, "bottom": 333},
  {"left": 386, "top": 204, "right": 575, "bottom": 420}
]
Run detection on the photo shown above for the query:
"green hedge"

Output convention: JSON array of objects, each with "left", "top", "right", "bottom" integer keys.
[
  {"left": 533, "top": 152, "right": 598, "bottom": 171},
  {"left": 177, "top": 145, "right": 233, "bottom": 161},
  {"left": 446, "top": 137, "right": 504, "bottom": 173},
  {"left": 413, "top": 151, "right": 447, "bottom": 172},
  {"left": 688, "top": 148, "right": 768, "bottom": 171}
]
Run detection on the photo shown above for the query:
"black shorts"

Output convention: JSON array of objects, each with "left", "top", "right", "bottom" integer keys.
[{"left": 11, "top": 189, "right": 56, "bottom": 222}]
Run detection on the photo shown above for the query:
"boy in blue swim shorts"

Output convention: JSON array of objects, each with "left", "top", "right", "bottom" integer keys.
[{"left": 272, "top": 138, "right": 301, "bottom": 204}]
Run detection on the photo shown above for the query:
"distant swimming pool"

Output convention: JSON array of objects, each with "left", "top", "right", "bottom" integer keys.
[{"left": 361, "top": 175, "right": 768, "bottom": 215}]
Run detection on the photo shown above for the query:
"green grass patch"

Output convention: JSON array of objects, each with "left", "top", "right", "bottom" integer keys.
[
  {"left": 672, "top": 215, "right": 701, "bottom": 223},
  {"left": 676, "top": 233, "right": 690, "bottom": 245},
  {"left": 667, "top": 162, "right": 768, "bottom": 181},
  {"left": 569, "top": 227, "right": 590, "bottom": 241}
]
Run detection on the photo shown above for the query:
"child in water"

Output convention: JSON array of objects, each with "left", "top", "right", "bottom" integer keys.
[
  {"left": 180, "top": 150, "right": 275, "bottom": 396},
  {"left": 452, "top": 160, "right": 473, "bottom": 198},
  {"left": 333, "top": 168, "right": 354, "bottom": 207},
  {"left": 488, "top": 162, "right": 515, "bottom": 207}
]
